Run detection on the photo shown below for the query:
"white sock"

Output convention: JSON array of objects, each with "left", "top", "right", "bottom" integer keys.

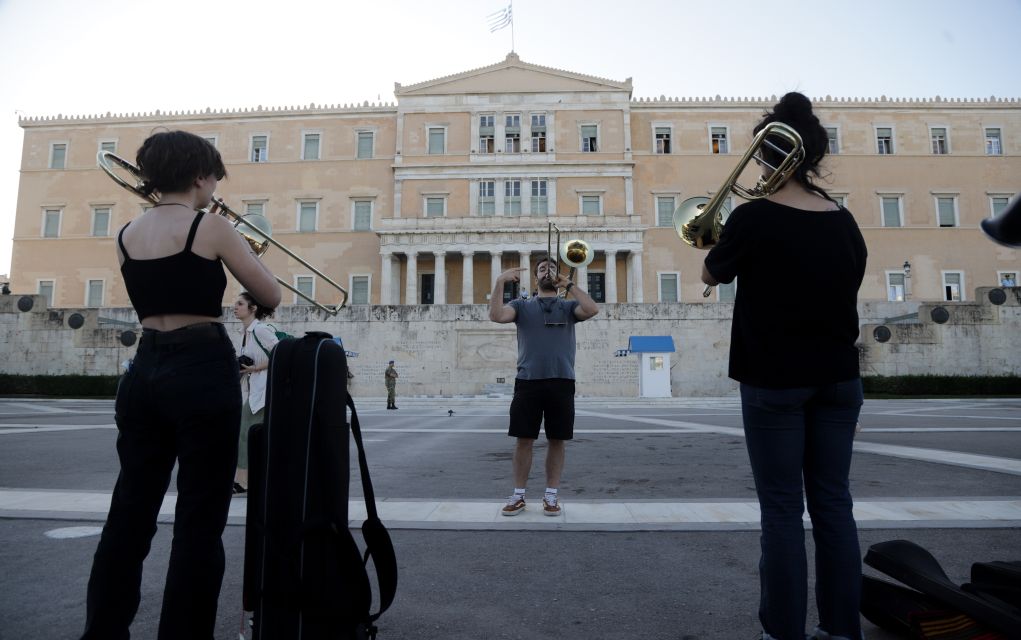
[
  {"left": 513, "top": 488, "right": 526, "bottom": 497},
  {"left": 544, "top": 488, "right": 558, "bottom": 499}
]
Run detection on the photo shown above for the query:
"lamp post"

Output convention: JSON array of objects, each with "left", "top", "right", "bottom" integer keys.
[{"left": 903, "top": 260, "right": 911, "bottom": 300}]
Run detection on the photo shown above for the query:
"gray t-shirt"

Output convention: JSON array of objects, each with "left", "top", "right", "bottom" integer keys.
[{"left": 509, "top": 296, "right": 582, "bottom": 380}]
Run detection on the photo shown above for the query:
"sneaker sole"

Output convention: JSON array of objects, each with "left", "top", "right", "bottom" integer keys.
[
  {"left": 501, "top": 507, "right": 525, "bottom": 516},
  {"left": 543, "top": 509, "right": 561, "bottom": 516}
]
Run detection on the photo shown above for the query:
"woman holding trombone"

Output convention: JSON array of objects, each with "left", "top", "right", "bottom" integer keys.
[
  {"left": 81, "top": 130, "right": 280, "bottom": 639},
  {"left": 702, "top": 93, "right": 868, "bottom": 640}
]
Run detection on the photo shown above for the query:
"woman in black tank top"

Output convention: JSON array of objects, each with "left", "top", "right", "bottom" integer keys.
[{"left": 81, "top": 131, "right": 280, "bottom": 640}]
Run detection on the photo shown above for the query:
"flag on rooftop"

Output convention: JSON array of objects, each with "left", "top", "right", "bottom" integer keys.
[{"left": 488, "top": 4, "right": 512, "bottom": 32}]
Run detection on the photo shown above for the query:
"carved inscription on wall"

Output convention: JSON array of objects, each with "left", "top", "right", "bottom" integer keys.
[{"left": 456, "top": 329, "right": 516, "bottom": 370}]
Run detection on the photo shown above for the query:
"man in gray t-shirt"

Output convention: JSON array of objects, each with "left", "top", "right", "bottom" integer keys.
[{"left": 489, "top": 257, "right": 599, "bottom": 517}]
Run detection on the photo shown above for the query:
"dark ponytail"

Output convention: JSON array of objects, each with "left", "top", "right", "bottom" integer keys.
[{"left": 754, "top": 92, "right": 835, "bottom": 204}]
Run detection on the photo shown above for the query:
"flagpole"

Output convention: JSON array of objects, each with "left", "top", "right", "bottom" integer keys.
[{"left": 510, "top": 0, "right": 515, "bottom": 52}]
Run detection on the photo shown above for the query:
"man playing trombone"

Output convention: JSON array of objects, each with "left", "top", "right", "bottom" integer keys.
[{"left": 489, "top": 258, "right": 599, "bottom": 516}]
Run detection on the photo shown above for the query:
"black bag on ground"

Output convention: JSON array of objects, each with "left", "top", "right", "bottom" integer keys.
[
  {"left": 243, "top": 332, "right": 397, "bottom": 639},
  {"left": 862, "top": 539, "right": 1021, "bottom": 639}
]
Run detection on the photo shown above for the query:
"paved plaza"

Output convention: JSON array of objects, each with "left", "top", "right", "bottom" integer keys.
[{"left": 1, "top": 395, "right": 1019, "bottom": 639}]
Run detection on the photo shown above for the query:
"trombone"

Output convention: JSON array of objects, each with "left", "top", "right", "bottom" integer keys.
[
  {"left": 97, "top": 150, "right": 348, "bottom": 314},
  {"left": 547, "top": 222, "right": 594, "bottom": 296},
  {"left": 672, "top": 122, "right": 805, "bottom": 297}
]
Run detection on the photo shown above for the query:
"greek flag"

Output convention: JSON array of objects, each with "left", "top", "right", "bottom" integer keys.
[{"left": 487, "top": 4, "right": 512, "bottom": 32}]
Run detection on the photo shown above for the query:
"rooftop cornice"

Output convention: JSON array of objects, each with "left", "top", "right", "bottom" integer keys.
[
  {"left": 395, "top": 52, "right": 633, "bottom": 95},
  {"left": 630, "top": 94, "right": 1021, "bottom": 107},
  {"left": 19, "top": 101, "right": 398, "bottom": 127}
]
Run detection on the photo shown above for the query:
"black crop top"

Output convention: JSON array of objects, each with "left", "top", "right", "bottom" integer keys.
[{"left": 118, "top": 211, "right": 227, "bottom": 321}]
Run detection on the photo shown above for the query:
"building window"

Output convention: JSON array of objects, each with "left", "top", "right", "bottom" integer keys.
[
  {"left": 930, "top": 127, "right": 948, "bottom": 155},
  {"left": 479, "top": 115, "right": 494, "bottom": 154},
  {"left": 50, "top": 143, "right": 67, "bottom": 169},
  {"left": 99, "top": 140, "right": 117, "bottom": 154},
  {"left": 717, "top": 280, "right": 736, "bottom": 302},
  {"left": 351, "top": 275, "right": 370, "bottom": 305},
  {"left": 502, "top": 279, "right": 519, "bottom": 303},
  {"left": 530, "top": 113, "right": 546, "bottom": 152},
  {"left": 246, "top": 201, "right": 265, "bottom": 216},
  {"left": 998, "top": 271, "right": 1017, "bottom": 287},
  {"left": 302, "top": 132, "right": 320, "bottom": 160},
  {"left": 659, "top": 273, "right": 679, "bottom": 303},
  {"left": 92, "top": 207, "right": 111, "bottom": 237},
  {"left": 297, "top": 201, "right": 318, "bottom": 232},
  {"left": 876, "top": 127, "right": 894, "bottom": 154},
  {"left": 581, "top": 194, "right": 602, "bottom": 216},
  {"left": 581, "top": 124, "right": 598, "bottom": 152},
  {"left": 656, "top": 196, "right": 675, "bottom": 227},
  {"left": 936, "top": 196, "right": 958, "bottom": 227},
  {"left": 251, "top": 135, "right": 268, "bottom": 162},
  {"left": 295, "top": 276, "right": 315, "bottom": 304},
  {"left": 587, "top": 272, "right": 605, "bottom": 303},
  {"left": 504, "top": 114, "right": 521, "bottom": 153},
  {"left": 832, "top": 194, "right": 848, "bottom": 208},
  {"left": 530, "top": 179, "right": 548, "bottom": 216},
  {"left": 203, "top": 136, "right": 218, "bottom": 148},
  {"left": 427, "top": 127, "right": 445, "bottom": 154},
  {"left": 710, "top": 126, "right": 729, "bottom": 154},
  {"left": 478, "top": 181, "right": 495, "bottom": 216},
  {"left": 504, "top": 180, "right": 522, "bottom": 216},
  {"left": 357, "top": 131, "right": 374, "bottom": 159},
  {"left": 881, "top": 196, "right": 902, "bottom": 227},
  {"left": 86, "top": 280, "right": 104, "bottom": 307},
  {"left": 425, "top": 196, "right": 446, "bottom": 217},
  {"left": 38, "top": 280, "right": 54, "bottom": 306},
  {"left": 353, "top": 200, "right": 372, "bottom": 231},
  {"left": 985, "top": 128, "right": 1002, "bottom": 155},
  {"left": 887, "top": 272, "right": 906, "bottom": 301},
  {"left": 826, "top": 127, "right": 839, "bottom": 154},
  {"left": 43, "top": 209, "right": 61, "bottom": 237},
  {"left": 991, "top": 196, "right": 1011, "bottom": 217},
  {"left": 655, "top": 126, "right": 672, "bottom": 154},
  {"left": 942, "top": 272, "right": 963, "bottom": 301}
]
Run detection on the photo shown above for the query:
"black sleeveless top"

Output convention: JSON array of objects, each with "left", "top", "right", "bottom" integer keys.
[{"left": 118, "top": 211, "right": 227, "bottom": 321}]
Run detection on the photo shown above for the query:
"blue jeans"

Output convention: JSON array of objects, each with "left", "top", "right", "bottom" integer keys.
[
  {"left": 741, "top": 379, "right": 864, "bottom": 640},
  {"left": 82, "top": 323, "right": 241, "bottom": 640}
]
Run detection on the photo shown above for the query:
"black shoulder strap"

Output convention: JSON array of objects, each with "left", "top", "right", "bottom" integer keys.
[
  {"left": 117, "top": 223, "right": 131, "bottom": 260},
  {"left": 347, "top": 394, "right": 398, "bottom": 621},
  {"left": 184, "top": 210, "right": 205, "bottom": 253}
]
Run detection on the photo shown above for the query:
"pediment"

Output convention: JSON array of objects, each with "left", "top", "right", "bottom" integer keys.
[{"left": 395, "top": 53, "right": 632, "bottom": 96}]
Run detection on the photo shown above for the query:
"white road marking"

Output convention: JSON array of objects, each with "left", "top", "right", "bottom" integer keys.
[{"left": 3, "top": 490, "right": 1017, "bottom": 531}]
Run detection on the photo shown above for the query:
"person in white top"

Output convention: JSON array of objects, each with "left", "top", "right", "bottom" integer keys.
[{"left": 232, "top": 291, "right": 280, "bottom": 494}]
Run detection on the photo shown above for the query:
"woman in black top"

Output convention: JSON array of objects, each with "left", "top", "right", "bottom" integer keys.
[
  {"left": 703, "top": 93, "right": 868, "bottom": 640},
  {"left": 81, "top": 131, "right": 280, "bottom": 640}
]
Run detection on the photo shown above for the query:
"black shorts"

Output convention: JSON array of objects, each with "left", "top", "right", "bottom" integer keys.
[{"left": 508, "top": 378, "right": 575, "bottom": 440}]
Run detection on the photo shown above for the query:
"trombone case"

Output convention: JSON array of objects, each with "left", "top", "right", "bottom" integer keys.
[
  {"left": 243, "top": 332, "right": 397, "bottom": 639},
  {"left": 862, "top": 540, "right": 1021, "bottom": 638}
]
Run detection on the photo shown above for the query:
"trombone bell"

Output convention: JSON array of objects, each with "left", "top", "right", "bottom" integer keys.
[
  {"left": 673, "top": 197, "right": 729, "bottom": 250},
  {"left": 561, "top": 239, "right": 593, "bottom": 268}
]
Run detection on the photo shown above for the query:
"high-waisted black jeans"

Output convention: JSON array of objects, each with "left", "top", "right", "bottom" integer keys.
[{"left": 81, "top": 323, "right": 241, "bottom": 640}]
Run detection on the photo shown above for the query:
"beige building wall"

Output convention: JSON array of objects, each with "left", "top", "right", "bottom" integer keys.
[{"left": 10, "top": 55, "right": 1021, "bottom": 313}]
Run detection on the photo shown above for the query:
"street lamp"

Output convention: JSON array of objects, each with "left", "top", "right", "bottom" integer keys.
[{"left": 903, "top": 260, "right": 911, "bottom": 300}]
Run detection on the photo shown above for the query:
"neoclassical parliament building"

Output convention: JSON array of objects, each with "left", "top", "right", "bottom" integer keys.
[{"left": 10, "top": 54, "right": 1021, "bottom": 311}]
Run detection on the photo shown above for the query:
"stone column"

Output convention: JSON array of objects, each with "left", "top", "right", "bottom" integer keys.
[
  {"left": 605, "top": 250, "right": 618, "bottom": 303},
  {"left": 462, "top": 251, "right": 474, "bottom": 304},
  {"left": 434, "top": 251, "right": 447, "bottom": 305},
  {"left": 380, "top": 253, "right": 394, "bottom": 305},
  {"left": 575, "top": 263, "right": 588, "bottom": 292},
  {"left": 519, "top": 250, "right": 532, "bottom": 297},
  {"left": 491, "top": 251, "right": 503, "bottom": 289},
  {"left": 629, "top": 251, "right": 644, "bottom": 303},
  {"left": 406, "top": 251, "right": 418, "bottom": 305}
]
